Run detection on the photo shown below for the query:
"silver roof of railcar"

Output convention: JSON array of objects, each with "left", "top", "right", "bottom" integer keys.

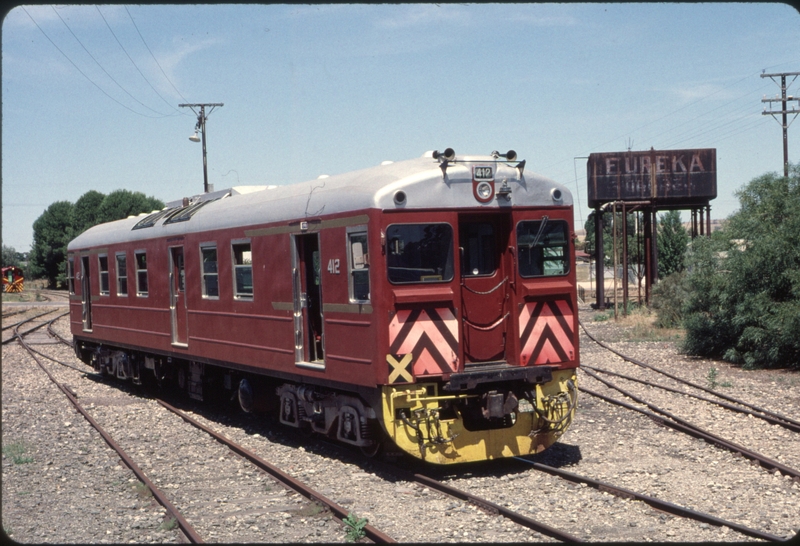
[{"left": 68, "top": 151, "right": 573, "bottom": 250}]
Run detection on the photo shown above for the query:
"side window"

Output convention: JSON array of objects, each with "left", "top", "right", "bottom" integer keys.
[
  {"left": 67, "top": 257, "right": 75, "bottom": 295},
  {"left": 232, "top": 241, "right": 253, "bottom": 299},
  {"left": 200, "top": 244, "right": 219, "bottom": 298},
  {"left": 135, "top": 251, "right": 149, "bottom": 296},
  {"left": 386, "top": 223, "right": 454, "bottom": 284},
  {"left": 347, "top": 229, "right": 369, "bottom": 302},
  {"left": 98, "top": 255, "right": 109, "bottom": 295},
  {"left": 116, "top": 253, "right": 128, "bottom": 296},
  {"left": 516, "top": 219, "right": 570, "bottom": 278}
]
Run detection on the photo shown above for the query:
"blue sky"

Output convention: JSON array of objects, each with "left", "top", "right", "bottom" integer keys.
[{"left": 3, "top": 3, "right": 799, "bottom": 252}]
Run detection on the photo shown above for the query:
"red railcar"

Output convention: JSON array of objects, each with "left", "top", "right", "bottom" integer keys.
[{"left": 68, "top": 149, "right": 579, "bottom": 464}]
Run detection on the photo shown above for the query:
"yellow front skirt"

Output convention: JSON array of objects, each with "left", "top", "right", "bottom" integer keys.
[{"left": 380, "top": 368, "right": 578, "bottom": 464}]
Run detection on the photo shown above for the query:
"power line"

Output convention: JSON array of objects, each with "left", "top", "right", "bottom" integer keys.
[
  {"left": 95, "top": 6, "right": 182, "bottom": 116},
  {"left": 21, "top": 6, "right": 161, "bottom": 118},
  {"left": 51, "top": 6, "right": 172, "bottom": 117},
  {"left": 125, "top": 5, "right": 191, "bottom": 107},
  {"left": 660, "top": 106, "right": 762, "bottom": 149},
  {"left": 645, "top": 82, "right": 773, "bottom": 148}
]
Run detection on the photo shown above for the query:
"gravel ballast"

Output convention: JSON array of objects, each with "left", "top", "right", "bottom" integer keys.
[{"left": 2, "top": 303, "right": 799, "bottom": 542}]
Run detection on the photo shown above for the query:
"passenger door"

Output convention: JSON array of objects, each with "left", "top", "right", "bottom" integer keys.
[
  {"left": 292, "top": 233, "right": 324, "bottom": 365},
  {"left": 458, "top": 214, "right": 512, "bottom": 364},
  {"left": 169, "top": 246, "right": 188, "bottom": 346},
  {"left": 81, "top": 255, "right": 92, "bottom": 331}
]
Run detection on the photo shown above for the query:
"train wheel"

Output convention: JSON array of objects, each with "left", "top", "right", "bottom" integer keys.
[{"left": 360, "top": 440, "right": 382, "bottom": 458}]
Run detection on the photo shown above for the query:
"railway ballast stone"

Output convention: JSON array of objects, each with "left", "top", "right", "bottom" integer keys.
[{"left": 2, "top": 303, "right": 799, "bottom": 542}]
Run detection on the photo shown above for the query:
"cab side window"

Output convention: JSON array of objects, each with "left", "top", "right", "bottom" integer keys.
[{"left": 347, "top": 230, "right": 369, "bottom": 302}]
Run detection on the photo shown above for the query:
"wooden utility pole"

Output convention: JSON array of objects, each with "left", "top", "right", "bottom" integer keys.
[
  {"left": 761, "top": 72, "right": 800, "bottom": 177},
  {"left": 179, "top": 103, "right": 224, "bottom": 193}
]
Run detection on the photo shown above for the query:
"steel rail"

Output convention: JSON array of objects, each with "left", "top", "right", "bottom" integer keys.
[
  {"left": 301, "top": 434, "right": 583, "bottom": 542},
  {"left": 24, "top": 341, "right": 93, "bottom": 374},
  {"left": 580, "top": 320, "right": 800, "bottom": 429},
  {"left": 2, "top": 308, "right": 58, "bottom": 333},
  {"left": 513, "top": 458, "right": 785, "bottom": 542},
  {"left": 3, "top": 311, "right": 68, "bottom": 344},
  {"left": 411, "top": 472, "right": 584, "bottom": 542},
  {"left": 582, "top": 364, "right": 800, "bottom": 433},
  {"left": 1, "top": 308, "right": 29, "bottom": 319},
  {"left": 580, "top": 377, "right": 800, "bottom": 482},
  {"left": 18, "top": 314, "right": 90, "bottom": 373},
  {"left": 156, "top": 399, "right": 396, "bottom": 544},
  {"left": 46, "top": 318, "right": 75, "bottom": 347},
  {"left": 13, "top": 328, "right": 204, "bottom": 544}
]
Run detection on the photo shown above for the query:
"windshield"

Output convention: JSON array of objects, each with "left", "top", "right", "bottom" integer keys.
[
  {"left": 386, "top": 223, "right": 454, "bottom": 284},
  {"left": 517, "top": 219, "right": 570, "bottom": 277}
]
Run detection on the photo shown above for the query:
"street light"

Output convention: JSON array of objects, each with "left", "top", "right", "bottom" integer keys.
[{"left": 179, "top": 103, "right": 223, "bottom": 194}]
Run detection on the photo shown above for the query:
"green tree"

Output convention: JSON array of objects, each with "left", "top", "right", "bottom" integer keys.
[
  {"left": 96, "top": 189, "right": 163, "bottom": 224},
  {"left": 2, "top": 245, "right": 21, "bottom": 269},
  {"left": 583, "top": 210, "right": 644, "bottom": 269},
  {"left": 657, "top": 210, "right": 689, "bottom": 277},
  {"left": 72, "top": 190, "right": 106, "bottom": 236},
  {"left": 29, "top": 201, "right": 74, "bottom": 287},
  {"left": 27, "top": 190, "right": 163, "bottom": 288},
  {"left": 682, "top": 164, "right": 800, "bottom": 369}
]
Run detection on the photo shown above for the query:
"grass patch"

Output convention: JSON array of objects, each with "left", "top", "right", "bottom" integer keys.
[
  {"left": 133, "top": 481, "right": 152, "bottom": 499},
  {"left": 159, "top": 517, "right": 178, "bottom": 531},
  {"left": 293, "top": 503, "right": 325, "bottom": 518},
  {"left": 597, "top": 305, "right": 684, "bottom": 342},
  {"left": 3, "top": 442, "right": 34, "bottom": 464},
  {"left": 593, "top": 310, "right": 614, "bottom": 322},
  {"left": 707, "top": 367, "right": 732, "bottom": 389}
]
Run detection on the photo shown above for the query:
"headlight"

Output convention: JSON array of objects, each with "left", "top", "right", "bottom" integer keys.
[{"left": 476, "top": 181, "right": 493, "bottom": 201}]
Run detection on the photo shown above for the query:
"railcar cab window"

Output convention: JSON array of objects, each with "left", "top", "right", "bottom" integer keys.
[
  {"left": 116, "top": 253, "right": 128, "bottom": 296},
  {"left": 516, "top": 219, "right": 570, "bottom": 277},
  {"left": 386, "top": 223, "right": 454, "bottom": 284},
  {"left": 347, "top": 229, "right": 370, "bottom": 302},
  {"left": 135, "top": 251, "right": 148, "bottom": 297},
  {"left": 67, "top": 257, "right": 75, "bottom": 295},
  {"left": 98, "top": 254, "right": 110, "bottom": 295},
  {"left": 200, "top": 244, "right": 219, "bottom": 299},
  {"left": 460, "top": 222, "right": 497, "bottom": 276},
  {"left": 232, "top": 241, "right": 253, "bottom": 299}
]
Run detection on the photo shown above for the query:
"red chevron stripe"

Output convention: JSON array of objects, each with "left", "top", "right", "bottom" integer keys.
[
  {"left": 519, "top": 299, "right": 574, "bottom": 365},
  {"left": 388, "top": 308, "right": 459, "bottom": 375}
]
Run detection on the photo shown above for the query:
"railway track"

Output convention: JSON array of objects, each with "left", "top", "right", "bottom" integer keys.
[
  {"left": 11, "top": 317, "right": 203, "bottom": 543},
  {"left": 3, "top": 308, "right": 799, "bottom": 542},
  {"left": 580, "top": 322, "right": 800, "bottom": 432},
  {"left": 6, "top": 315, "right": 397, "bottom": 543},
  {"left": 1, "top": 309, "right": 63, "bottom": 343},
  {"left": 579, "top": 319, "right": 800, "bottom": 480},
  {"left": 307, "top": 420, "right": 782, "bottom": 542},
  {"left": 2, "top": 313, "right": 588, "bottom": 542},
  {"left": 573, "top": 313, "right": 799, "bottom": 540}
]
